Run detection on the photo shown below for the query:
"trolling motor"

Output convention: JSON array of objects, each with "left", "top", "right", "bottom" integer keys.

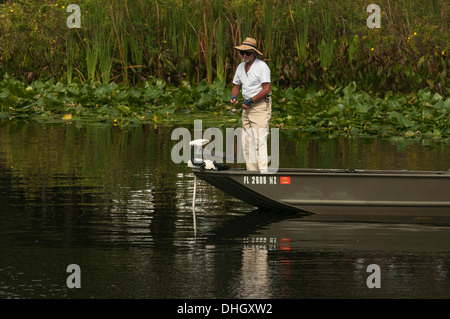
[
  {"left": 188, "top": 139, "right": 230, "bottom": 171},
  {"left": 188, "top": 139, "right": 229, "bottom": 215}
]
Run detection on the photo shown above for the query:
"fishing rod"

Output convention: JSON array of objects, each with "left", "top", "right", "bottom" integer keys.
[
  {"left": 213, "top": 99, "right": 244, "bottom": 108},
  {"left": 213, "top": 99, "right": 244, "bottom": 115}
]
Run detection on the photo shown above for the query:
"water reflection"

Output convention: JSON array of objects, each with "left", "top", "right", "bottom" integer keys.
[{"left": 1, "top": 120, "right": 450, "bottom": 299}]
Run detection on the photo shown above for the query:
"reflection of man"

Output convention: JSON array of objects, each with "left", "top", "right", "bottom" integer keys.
[{"left": 230, "top": 38, "right": 272, "bottom": 172}]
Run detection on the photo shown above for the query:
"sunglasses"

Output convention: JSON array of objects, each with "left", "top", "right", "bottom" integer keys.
[{"left": 240, "top": 51, "right": 253, "bottom": 56}]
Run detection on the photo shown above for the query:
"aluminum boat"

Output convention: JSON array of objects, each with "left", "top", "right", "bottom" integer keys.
[
  {"left": 188, "top": 139, "right": 450, "bottom": 215},
  {"left": 193, "top": 167, "right": 450, "bottom": 215}
]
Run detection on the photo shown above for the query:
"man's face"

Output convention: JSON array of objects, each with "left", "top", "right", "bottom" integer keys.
[{"left": 241, "top": 50, "right": 256, "bottom": 63}]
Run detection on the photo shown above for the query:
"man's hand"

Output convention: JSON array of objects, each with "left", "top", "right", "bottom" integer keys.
[
  {"left": 230, "top": 95, "right": 238, "bottom": 105},
  {"left": 242, "top": 98, "right": 253, "bottom": 109}
]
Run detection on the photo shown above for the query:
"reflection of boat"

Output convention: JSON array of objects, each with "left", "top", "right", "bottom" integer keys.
[
  {"left": 239, "top": 215, "right": 450, "bottom": 252},
  {"left": 192, "top": 167, "right": 450, "bottom": 216}
]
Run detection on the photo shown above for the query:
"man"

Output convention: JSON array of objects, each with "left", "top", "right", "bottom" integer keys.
[{"left": 231, "top": 37, "right": 272, "bottom": 172}]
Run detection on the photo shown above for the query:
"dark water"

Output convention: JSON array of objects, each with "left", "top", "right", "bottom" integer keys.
[{"left": 1, "top": 120, "right": 450, "bottom": 300}]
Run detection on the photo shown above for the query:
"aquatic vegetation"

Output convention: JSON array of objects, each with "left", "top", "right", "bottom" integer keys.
[
  {"left": 271, "top": 82, "right": 450, "bottom": 142},
  {"left": 0, "top": 0, "right": 448, "bottom": 94},
  {"left": 0, "top": 75, "right": 448, "bottom": 142},
  {"left": 0, "top": 0, "right": 447, "bottom": 143}
]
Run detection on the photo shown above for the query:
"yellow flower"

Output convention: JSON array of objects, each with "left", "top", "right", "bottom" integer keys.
[
  {"left": 371, "top": 48, "right": 374, "bottom": 51},
  {"left": 413, "top": 32, "right": 417, "bottom": 36},
  {"left": 443, "top": 51, "right": 445, "bottom": 55},
  {"left": 55, "top": 3, "right": 58, "bottom": 6},
  {"left": 10, "top": 9, "right": 13, "bottom": 12}
]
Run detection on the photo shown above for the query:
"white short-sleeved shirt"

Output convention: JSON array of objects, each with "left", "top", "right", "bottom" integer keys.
[{"left": 232, "top": 59, "right": 271, "bottom": 100}]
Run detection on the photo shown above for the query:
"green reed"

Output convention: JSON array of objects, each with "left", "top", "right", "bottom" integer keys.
[
  {"left": 214, "top": 0, "right": 227, "bottom": 81},
  {"left": 127, "top": 0, "right": 144, "bottom": 78},
  {"left": 317, "top": 2, "right": 334, "bottom": 69},
  {"left": 85, "top": 38, "right": 99, "bottom": 82},
  {"left": 99, "top": 31, "right": 112, "bottom": 84},
  {"left": 263, "top": 0, "right": 274, "bottom": 62},
  {"left": 84, "top": 1, "right": 101, "bottom": 82},
  {"left": 233, "top": 0, "right": 255, "bottom": 44},
  {"left": 1, "top": 0, "right": 448, "bottom": 94},
  {"left": 143, "top": 0, "right": 159, "bottom": 77},
  {"left": 65, "top": 31, "right": 76, "bottom": 84},
  {"left": 111, "top": 1, "right": 129, "bottom": 83},
  {"left": 202, "top": 0, "right": 214, "bottom": 83},
  {"left": 290, "top": 0, "right": 310, "bottom": 61},
  {"left": 344, "top": 0, "right": 359, "bottom": 63}
]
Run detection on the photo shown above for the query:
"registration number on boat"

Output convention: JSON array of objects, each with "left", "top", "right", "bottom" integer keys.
[{"left": 243, "top": 176, "right": 277, "bottom": 185}]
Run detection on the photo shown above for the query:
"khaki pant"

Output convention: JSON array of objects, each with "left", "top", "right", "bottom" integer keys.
[{"left": 241, "top": 96, "right": 272, "bottom": 172}]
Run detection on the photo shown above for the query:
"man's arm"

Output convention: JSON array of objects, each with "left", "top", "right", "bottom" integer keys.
[
  {"left": 251, "top": 82, "right": 271, "bottom": 103},
  {"left": 231, "top": 84, "right": 241, "bottom": 105},
  {"left": 242, "top": 82, "right": 271, "bottom": 109}
]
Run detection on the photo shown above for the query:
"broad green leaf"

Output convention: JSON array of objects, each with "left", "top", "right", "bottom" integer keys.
[
  {"left": 75, "top": 104, "right": 83, "bottom": 114},
  {"left": 343, "top": 82, "right": 357, "bottom": 95},
  {"left": 116, "top": 104, "right": 131, "bottom": 114},
  {"left": 355, "top": 103, "right": 373, "bottom": 114},
  {"left": 197, "top": 79, "right": 209, "bottom": 93},
  {"left": 0, "top": 88, "right": 11, "bottom": 99},
  {"left": 95, "top": 84, "right": 111, "bottom": 97},
  {"left": 116, "top": 90, "right": 129, "bottom": 101},
  {"left": 386, "top": 96, "right": 400, "bottom": 109},
  {"left": 443, "top": 98, "right": 450, "bottom": 110},
  {"left": 389, "top": 111, "right": 414, "bottom": 128}
]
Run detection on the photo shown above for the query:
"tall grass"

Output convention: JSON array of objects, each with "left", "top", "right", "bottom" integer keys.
[
  {"left": 202, "top": 0, "right": 214, "bottom": 83},
  {"left": 233, "top": 0, "right": 255, "bottom": 44},
  {"left": 290, "top": 0, "right": 310, "bottom": 61},
  {"left": 66, "top": 31, "right": 75, "bottom": 84},
  {"left": 99, "top": 31, "right": 112, "bottom": 84},
  {"left": 317, "top": 2, "right": 334, "bottom": 69},
  {"left": 0, "top": 0, "right": 448, "bottom": 94},
  {"left": 263, "top": 0, "right": 274, "bottom": 62},
  {"left": 214, "top": 0, "right": 227, "bottom": 81}
]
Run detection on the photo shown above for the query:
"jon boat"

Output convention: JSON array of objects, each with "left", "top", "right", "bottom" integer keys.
[{"left": 189, "top": 140, "right": 450, "bottom": 216}]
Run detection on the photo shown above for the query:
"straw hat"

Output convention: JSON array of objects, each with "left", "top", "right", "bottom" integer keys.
[{"left": 234, "top": 37, "right": 263, "bottom": 56}]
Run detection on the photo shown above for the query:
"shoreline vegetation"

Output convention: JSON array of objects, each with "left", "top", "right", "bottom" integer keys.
[{"left": 0, "top": 0, "right": 449, "bottom": 141}]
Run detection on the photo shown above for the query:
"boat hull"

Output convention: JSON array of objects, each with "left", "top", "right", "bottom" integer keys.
[{"left": 193, "top": 168, "right": 450, "bottom": 216}]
